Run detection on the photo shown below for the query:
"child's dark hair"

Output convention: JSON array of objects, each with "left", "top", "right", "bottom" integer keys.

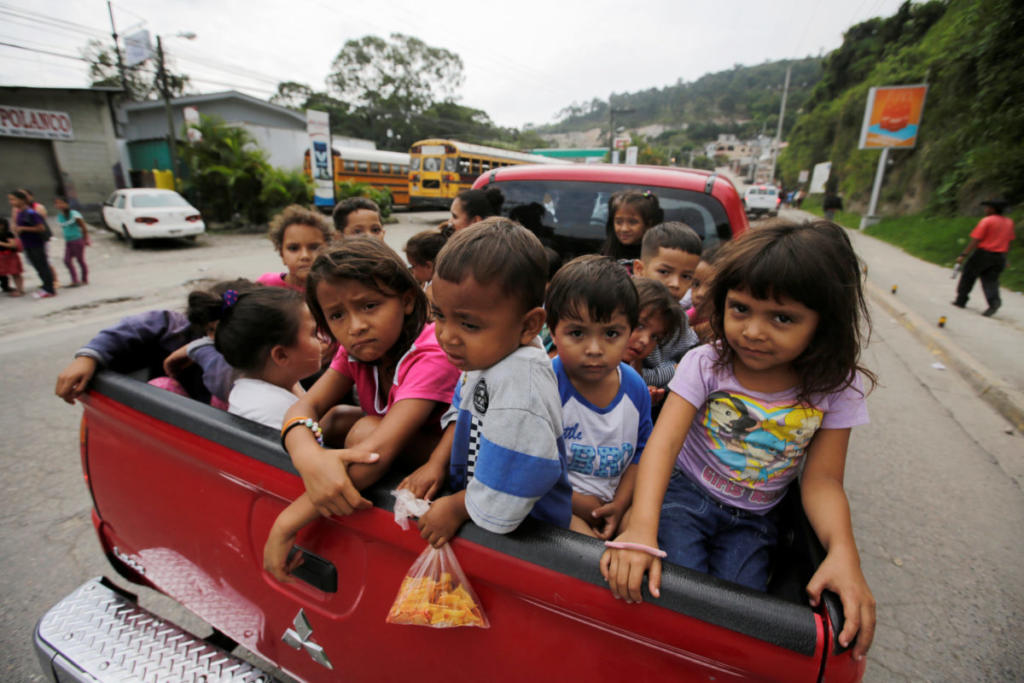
[
  {"left": 213, "top": 288, "right": 305, "bottom": 374},
  {"left": 546, "top": 255, "right": 638, "bottom": 332},
  {"left": 268, "top": 204, "right": 333, "bottom": 252},
  {"left": 456, "top": 187, "right": 504, "bottom": 220},
  {"left": 405, "top": 228, "right": 450, "bottom": 266},
  {"left": 707, "top": 220, "right": 876, "bottom": 402},
  {"left": 332, "top": 197, "right": 381, "bottom": 232},
  {"left": 435, "top": 217, "right": 547, "bottom": 313},
  {"left": 186, "top": 278, "right": 258, "bottom": 331},
  {"left": 306, "top": 237, "right": 427, "bottom": 362},
  {"left": 0, "top": 216, "right": 9, "bottom": 233},
  {"left": 603, "top": 190, "right": 664, "bottom": 260},
  {"left": 641, "top": 221, "right": 702, "bottom": 261},
  {"left": 632, "top": 277, "right": 682, "bottom": 342}
]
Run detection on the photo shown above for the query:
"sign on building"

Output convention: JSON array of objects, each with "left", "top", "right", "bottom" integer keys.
[
  {"left": 624, "top": 145, "right": 638, "bottom": 165},
  {"left": 0, "top": 106, "right": 73, "bottom": 140},
  {"left": 858, "top": 84, "right": 928, "bottom": 150},
  {"left": 306, "top": 109, "right": 334, "bottom": 208}
]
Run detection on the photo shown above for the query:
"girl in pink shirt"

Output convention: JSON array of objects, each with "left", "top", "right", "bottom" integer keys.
[
  {"left": 257, "top": 205, "right": 334, "bottom": 292},
  {"left": 265, "top": 237, "right": 461, "bottom": 581}
]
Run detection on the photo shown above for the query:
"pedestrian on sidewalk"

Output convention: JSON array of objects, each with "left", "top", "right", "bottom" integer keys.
[
  {"left": 54, "top": 196, "right": 89, "bottom": 287},
  {"left": 0, "top": 217, "right": 25, "bottom": 296},
  {"left": 8, "top": 190, "right": 55, "bottom": 298},
  {"left": 953, "top": 198, "right": 1015, "bottom": 317},
  {"left": 823, "top": 191, "right": 843, "bottom": 221}
]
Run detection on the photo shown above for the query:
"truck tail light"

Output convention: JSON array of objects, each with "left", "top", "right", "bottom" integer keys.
[
  {"left": 186, "top": 214, "right": 202, "bottom": 222},
  {"left": 411, "top": 174, "right": 420, "bottom": 183},
  {"left": 135, "top": 216, "right": 159, "bottom": 224}
]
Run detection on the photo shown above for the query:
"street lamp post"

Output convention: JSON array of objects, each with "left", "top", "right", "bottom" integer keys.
[
  {"left": 608, "top": 101, "right": 635, "bottom": 163},
  {"left": 155, "top": 32, "right": 195, "bottom": 187}
]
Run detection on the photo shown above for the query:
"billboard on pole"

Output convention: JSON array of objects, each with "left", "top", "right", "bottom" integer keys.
[
  {"left": 306, "top": 109, "right": 334, "bottom": 208},
  {"left": 858, "top": 84, "right": 928, "bottom": 149},
  {"left": 809, "top": 162, "right": 831, "bottom": 194},
  {"left": 124, "top": 30, "right": 152, "bottom": 67}
]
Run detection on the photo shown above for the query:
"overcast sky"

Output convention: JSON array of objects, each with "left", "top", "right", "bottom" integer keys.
[{"left": 1, "top": 0, "right": 909, "bottom": 129}]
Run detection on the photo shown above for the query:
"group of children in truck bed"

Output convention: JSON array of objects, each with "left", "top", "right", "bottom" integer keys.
[{"left": 54, "top": 188, "right": 876, "bottom": 659}]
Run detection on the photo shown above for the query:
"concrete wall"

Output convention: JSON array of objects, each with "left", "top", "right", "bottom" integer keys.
[
  {"left": 243, "top": 124, "right": 306, "bottom": 170},
  {"left": 0, "top": 88, "right": 121, "bottom": 219}
]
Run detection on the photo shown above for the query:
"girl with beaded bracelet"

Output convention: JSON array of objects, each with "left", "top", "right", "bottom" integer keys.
[{"left": 264, "top": 237, "right": 461, "bottom": 582}]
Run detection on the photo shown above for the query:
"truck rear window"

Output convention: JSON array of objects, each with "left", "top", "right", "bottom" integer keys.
[{"left": 490, "top": 179, "right": 734, "bottom": 259}]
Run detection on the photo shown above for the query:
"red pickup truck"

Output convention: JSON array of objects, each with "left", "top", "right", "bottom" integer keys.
[{"left": 35, "top": 369, "right": 865, "bottom": 682}]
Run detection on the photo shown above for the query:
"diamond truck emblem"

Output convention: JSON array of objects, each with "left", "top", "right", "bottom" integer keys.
[{"left": 282, "top": 609, "right": 333, "bottom": 670}]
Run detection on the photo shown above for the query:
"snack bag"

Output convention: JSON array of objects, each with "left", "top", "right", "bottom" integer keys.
[{"left": 386, "top": 491, "right": 489, "bottom": 629}]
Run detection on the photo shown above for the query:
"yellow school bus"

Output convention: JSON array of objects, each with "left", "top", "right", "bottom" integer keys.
[
  {"left": 408, "top": 138, "right": 564, "bottom": 207},
  {"left": 304, "top": 146, "right": 411, "bottom": 206}
]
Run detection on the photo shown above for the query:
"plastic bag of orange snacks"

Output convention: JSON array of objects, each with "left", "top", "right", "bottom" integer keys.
[{"left": 386, "top": 492, "right": 489, "bottom": 629}]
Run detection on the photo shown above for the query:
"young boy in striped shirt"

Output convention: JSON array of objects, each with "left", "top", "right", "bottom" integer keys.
[{"left": 401, "top": 217, "right": 572, "bottom": 546}]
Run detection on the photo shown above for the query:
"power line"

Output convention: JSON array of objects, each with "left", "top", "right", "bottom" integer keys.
[{"left": 0, "top": 40, "right": 88, "bottom": 62}]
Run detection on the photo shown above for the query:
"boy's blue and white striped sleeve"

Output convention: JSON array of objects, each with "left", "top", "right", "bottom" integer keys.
[{"left": 465, "top": 406, "right": 564, "bottom": 534}]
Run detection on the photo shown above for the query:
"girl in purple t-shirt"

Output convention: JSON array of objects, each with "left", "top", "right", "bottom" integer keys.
[
  {"left": 265, "top": 237, "right": 460, "bottom": 582},
  {"left": 601, "top": 221, "right": 878, "bottom": 662}
]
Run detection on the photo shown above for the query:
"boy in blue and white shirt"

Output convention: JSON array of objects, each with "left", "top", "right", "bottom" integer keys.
[
  {"left": 404, "top": 218, "right": 572, "bottom": 547},
  {"left": 546, "top": 255, "right": 652, "bottom": 538}
]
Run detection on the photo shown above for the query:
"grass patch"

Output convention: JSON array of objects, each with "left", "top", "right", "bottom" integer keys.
[
  {"left": 801, "top": 196, "right": 1023, "bottom": 293},
  {"left": 800, "top": 195, "right": 863, "bottom": 230}
]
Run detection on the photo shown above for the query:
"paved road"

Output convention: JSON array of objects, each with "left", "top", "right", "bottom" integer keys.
[{"left": 2, "top": 208, "right": 1021, "bottom": 681}]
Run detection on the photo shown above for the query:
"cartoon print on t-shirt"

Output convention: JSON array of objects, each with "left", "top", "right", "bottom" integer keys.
[{"left": 702, "top": 391, "right": 824, "bottom": 485}]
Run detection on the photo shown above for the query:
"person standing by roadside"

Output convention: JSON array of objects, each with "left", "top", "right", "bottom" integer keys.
[
  {"left": 0, "top": 217, "right": 25, "bottom": 296},
  {"left": 823, "top": 191, "right": 843, "bottom": 221},
  {"left": 953, "top": 199, "right": 1015, "bottom": 317},
  {"left": 21, "top": 188, "right": 59, "bottom": 289},
  {"left": 8, "top": 190, "right": 55, "bottom": 298},
  {"left": 54, "top": 196, "right": 89, "bottom": 286}
]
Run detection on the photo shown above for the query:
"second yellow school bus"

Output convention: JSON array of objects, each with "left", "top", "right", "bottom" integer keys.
[{"left": 408, "top": 138, "right": 565, "bottom": 208}]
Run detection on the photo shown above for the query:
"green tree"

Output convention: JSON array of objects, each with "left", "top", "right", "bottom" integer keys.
[
  {"left": 179, "top": 115, "right": 311, "bottom": 224},
  {"left": 81, "top": 39, "right": 189, "bottom": 101},
  {"left": 326, "top": 34, "right": 464, "bottom": 149}
]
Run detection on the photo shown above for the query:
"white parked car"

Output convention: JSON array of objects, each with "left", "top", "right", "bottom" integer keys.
[
  {"left": 743, "top": 185, "right": 780, "bottom": 218},
  {"left": 101, "top": 189, "right": 205, "bottom": 247}
]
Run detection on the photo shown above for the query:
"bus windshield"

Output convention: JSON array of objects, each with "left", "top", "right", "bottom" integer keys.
[{"left": 423, "top": 157, "right": 441, "bottom": 172}]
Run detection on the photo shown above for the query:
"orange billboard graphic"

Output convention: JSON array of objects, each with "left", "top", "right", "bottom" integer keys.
[{"left": 858, "top": 84, "right": 928, "bottom": 149}]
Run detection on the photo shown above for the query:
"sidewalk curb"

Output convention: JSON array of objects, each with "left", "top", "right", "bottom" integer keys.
[{"left": 866, "top": 280, "right": 1024, "bottom": 432}]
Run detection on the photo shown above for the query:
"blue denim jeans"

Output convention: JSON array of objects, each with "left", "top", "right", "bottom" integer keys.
[{"left": 658, "top": 469, "right": 779, "bottom": 591}]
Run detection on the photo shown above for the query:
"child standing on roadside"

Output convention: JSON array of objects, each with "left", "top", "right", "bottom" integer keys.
[
  {"left": 399, "top": 218, "right": 572, "bottom": 546},
  {"left": 602, "top": 220, "right": 877, "bottom": 661},
  {"left": 333, "top": 197, "right": 385, "bottom": 239},
  {"left": 54, "top": 196, "right": 89, "bottom": 287},
  {"left": 205, "top": 287, "right": 324, "bottom": 428},
  {"left": 257, "top": 205, "right": 334, "bottom": 292},
  {"left": 546, "top": 255, "right": 651, "bottom": 539},
  {"left": 265, "top": 237, "right": 460, "bottom": 581},
  {"left": 0, "top": 217, "right": 24, "bottom": 297},
  {"left": 602, "top": 190, "right": 663, "bottom": 271}
]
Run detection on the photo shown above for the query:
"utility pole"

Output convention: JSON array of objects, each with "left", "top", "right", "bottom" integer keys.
[
  {"left": 156, "top": 36, "right": 179, "bottom": 186},
  {"left": 768, "top": 64, "right": 791, "bottom": 185},
  {"left": 607, "top": 97, "right": 635, "bottom": 164},
  {"left": 106, "top": 1, "right": 128, "bottom": 95}
]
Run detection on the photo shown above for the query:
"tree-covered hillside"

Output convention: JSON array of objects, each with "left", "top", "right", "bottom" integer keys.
[
  {"left": 538, "top": 58, "right": 822, "bottom": 149},
  {"left": 779, "top": 0, "right": 1024, "bottom": 213}
]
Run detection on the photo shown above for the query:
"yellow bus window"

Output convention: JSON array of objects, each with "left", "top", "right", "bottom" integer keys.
[
  {"left": 459, "top": 157, "right": 471, "bottom": 174},
  {"left": 471, "top": 159, "right": 480, "bottom": 174},
  {"left": 370, "top": 163, "right": 379, "bottom": 173},
  {"left": 359, "top": 162, "right": 368, "bottom": 172},
  {"left": 344, "top": 160, "right": 356, "bottom": 172},
  {"left": 411, "top": 158, "right": 421, "bottom": 171}
]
